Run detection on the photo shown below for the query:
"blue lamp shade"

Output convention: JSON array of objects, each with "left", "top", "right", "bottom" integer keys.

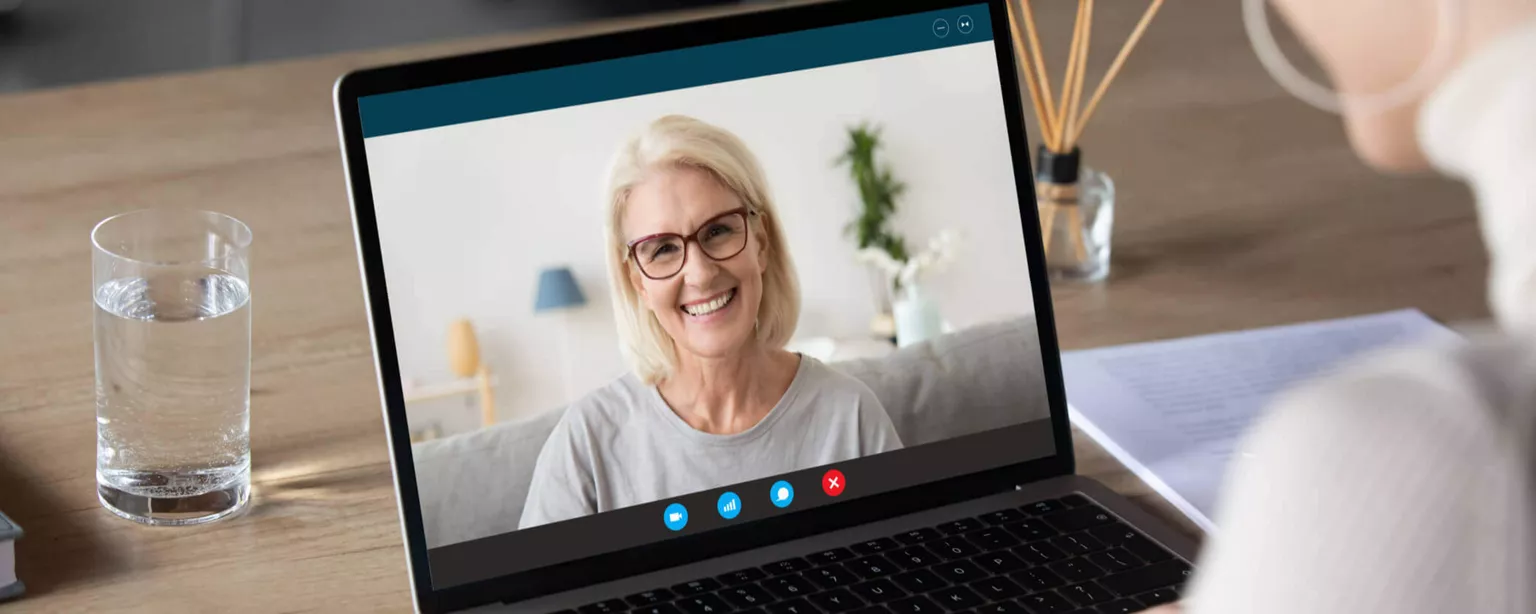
[{"left": 534, "top": 267, "right": 587, "bottom": 312}]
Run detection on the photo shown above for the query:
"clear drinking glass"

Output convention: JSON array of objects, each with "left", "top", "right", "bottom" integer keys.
[{"left": 92, "top": 209, "right": 253, "bottom": 526}]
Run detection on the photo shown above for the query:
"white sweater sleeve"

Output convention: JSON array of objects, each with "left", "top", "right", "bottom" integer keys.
[
  {"left": 1418, "top": 20, "right": 1536, "bottom": 336},
  {"left": 1181, "top": 348, "right": 1495, "bottom": 614}
]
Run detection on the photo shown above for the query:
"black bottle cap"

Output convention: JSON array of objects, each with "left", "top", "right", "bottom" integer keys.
[{"left": 1035, "top": 145, "right": 1081, "bottom": 184}]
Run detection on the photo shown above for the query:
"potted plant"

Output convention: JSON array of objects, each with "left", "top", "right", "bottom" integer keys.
[
  {"left": 836, "top": 123, "right": 957, "bottom": 346},
  {"left": 836, "top": 123, "right": 905, "bottom": 341}
]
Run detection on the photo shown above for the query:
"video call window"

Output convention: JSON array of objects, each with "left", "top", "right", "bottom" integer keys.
[{"left": 358, "top": 4, "right": 1056, "bottom": 587}]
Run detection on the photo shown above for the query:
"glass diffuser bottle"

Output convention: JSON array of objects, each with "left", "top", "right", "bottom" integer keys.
[{"left": 1035, "top": 146, "right": 1114, "bottom": 282}]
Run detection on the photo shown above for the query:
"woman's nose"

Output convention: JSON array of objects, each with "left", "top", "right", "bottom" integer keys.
[{"left": 679, "top": 240, "right": 721, "bottom": 284}]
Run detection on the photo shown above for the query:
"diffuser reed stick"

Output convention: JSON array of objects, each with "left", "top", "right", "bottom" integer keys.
[{"left": 1005, "top": 0, "right": 1163, "bottom": 266}]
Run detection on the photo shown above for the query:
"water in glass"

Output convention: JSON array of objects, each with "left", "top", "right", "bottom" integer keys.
[{"left": 95, "top": 267, "right": 251, "bottom": 524}]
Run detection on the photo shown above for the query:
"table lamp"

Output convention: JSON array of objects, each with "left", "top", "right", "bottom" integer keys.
[
  {"left": 534, "top": 267, "right": 587, "bottom": 313},
  {"left": 535, "top": 266, "right": 587, "bottom": 402}
]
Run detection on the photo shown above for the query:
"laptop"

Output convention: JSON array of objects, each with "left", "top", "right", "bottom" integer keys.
[{"left": 334, "top": 1, "right": 1197, "bottom": 612}]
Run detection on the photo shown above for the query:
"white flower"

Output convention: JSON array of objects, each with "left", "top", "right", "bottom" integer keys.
[
  {"left": 855, "top": 247, "right": 905, "bottom": 278},
  {"left": 859, "top": 229, "right": 962, "bottom": 293}
]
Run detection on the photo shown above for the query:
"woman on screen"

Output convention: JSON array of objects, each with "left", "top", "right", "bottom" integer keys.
[{"left": 519, "top": 115, "right": 902, "bottom": 529}]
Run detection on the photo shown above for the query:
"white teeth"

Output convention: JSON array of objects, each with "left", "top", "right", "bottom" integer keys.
[{"left": 683, "top": 290, "right": 734, "bottom": 316}]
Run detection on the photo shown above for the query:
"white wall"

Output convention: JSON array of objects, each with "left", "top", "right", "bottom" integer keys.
[{"left": 364, "top": 42, "right": 1037, "bottom": 434}]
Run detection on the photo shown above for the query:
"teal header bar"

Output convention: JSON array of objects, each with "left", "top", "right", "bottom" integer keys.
[{"left": 359, "top": 4, "right": 992, "bottom": 138}]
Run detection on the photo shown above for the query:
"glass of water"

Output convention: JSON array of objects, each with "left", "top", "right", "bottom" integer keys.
[{"left": 92, "top": 209, "right": 253, "bottom": 526}]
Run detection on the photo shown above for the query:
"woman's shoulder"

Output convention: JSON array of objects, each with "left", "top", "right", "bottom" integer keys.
[
  {"left": 797, "top": 355, "right": 884, "bottom": 406},
  {"left": 556, "top": 373, "right": 655, "bottom": 432},
  {"left": 792, "top": 354, "right": 890, "bottom": 417}
]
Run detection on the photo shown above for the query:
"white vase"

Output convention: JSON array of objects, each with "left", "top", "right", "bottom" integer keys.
[{"left": 892, "top": 283, "right": 942, "bottom": 348}]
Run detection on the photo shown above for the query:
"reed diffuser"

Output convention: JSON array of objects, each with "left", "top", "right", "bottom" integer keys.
[{"left": 1008, "top": 0, "right": 1163, "bottom": 281}]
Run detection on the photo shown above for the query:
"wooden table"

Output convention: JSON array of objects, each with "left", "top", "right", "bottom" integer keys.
[{"left": 0, "top": 0, "right": 1487, "bottom": 610}]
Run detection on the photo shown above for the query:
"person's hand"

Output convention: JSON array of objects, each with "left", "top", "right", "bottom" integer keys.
[{"left": 1139, "top": 605, "right": 1180, "bottom": 614}]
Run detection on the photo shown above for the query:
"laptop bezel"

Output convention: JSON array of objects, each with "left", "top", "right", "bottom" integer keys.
[{"left": 333, "top": 0, "right": 1074, "bottom": 611}]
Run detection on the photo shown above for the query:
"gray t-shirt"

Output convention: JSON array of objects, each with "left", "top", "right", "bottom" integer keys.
[{"left": 518, "top": 356, "right": 903, "bottom": 529}]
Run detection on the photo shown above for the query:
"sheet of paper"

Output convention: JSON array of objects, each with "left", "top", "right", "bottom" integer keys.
[{"left": 1062, "top": 309, "right": 1460, "bottom": 533}]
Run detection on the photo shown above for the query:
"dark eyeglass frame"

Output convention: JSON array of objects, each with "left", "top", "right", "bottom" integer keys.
[{"left": 625, "top": 207, "right": 758, "bottom": 280}]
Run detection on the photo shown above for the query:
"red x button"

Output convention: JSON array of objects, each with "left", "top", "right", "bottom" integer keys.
[{"left": 822, "top": 469, "right": 845, "bottom": 497}]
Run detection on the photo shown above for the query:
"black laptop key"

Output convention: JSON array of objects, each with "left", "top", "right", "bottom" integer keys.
[
  {"left": 723, "top": 585, "right": 778, "bottom": 608},
  {"left": 1084, "top": 524, "right": 1137, "bottom": 547},
  {"left": 1046, "top": 558, "right": 1104, "bottom": 583},
  {"left": 963, "top": 528, "right": 1020, "bottom": 551},
  {"left": 766, "top": 558, "right": 814, "bottom": 576},
  {"left": 628, "top": 589, "right": 679, "bottom": 606},
  {"left": 1020, "top": 499, "right": 1065, "bottom": 516},
  {"left": 807, "top": 564, "right": 859, "bottom": 588},
  {"left": 808, "top": 589, "right": 866, "bottom": 613},
  {"left": 1136, "top": 588, "right": 1178, "bottom": 608},
  {"left": 765, "top": 575, "right": 819, "bottom": 599},
  {"left": 631, "top": 606, "right": 682, "bottom": 614},
  {"left": 974, "top": 601, "right": 1029, "bottom": 614},
  {"left": 1049, "top": 533, "right": 1107, "bottom": 557},
  {"left": 1093, "top": 600, "right": 1142, "bottom": 614},
  {"left": 1059, "top": 494, "right": 1091, "bottom": 508},
  {"left": 1008, "top": 567, "right": 1067, "bottom": 592},
  {"left": 888, "top": 595, "right": 944, "bottom": 614},
  {"left": 1097, "top": 562, "right": 1191, "bottom": 597},
  {"left": 966, "top": 576, "right": 1026, "bottom": 601},
  {"left": 932, "top": 560, "right": 985, "bottom": 584},
  {"left": 1120, "top": 536, "right": 1175, "bottom": 564},
  {"left": 766, "top": 598, "right": 820, "bottom": 614},
  {"left": 853, "top": 538, "right": 901, "bottom": 555},
  {"left": 846, "top": 555, "right": 900, "bottom": 580},
  {"left": 1039, "top": 507, "right": 1115, "bottom": 534},
  {"left": 929, "top": 586, "right": 984, "bottom": 612},
  {"left": 1012, "top": 542, "right": 1068, "bottom": 565},
  {"left": 1061, "top": 582, "right": 1114, "bottom": 607},
  {"left": 851, "top": 579, "right": 908, "bottom": 603},
  {"left": 896, "top": 528, "right": 942, "bottom": 545},
  {"left": 676, "top": 595, "right": 733, "bottom": 614},
  {"left": 580, "top": 599, "right": 631, "bottom": 614},
  {"left": 1001, "top": 520, "right": 1057, "bottom": 542},
  {"left": 720, "top": 568, "right": 769, "bottom": 586},
  {"left": 892, "top": 569, "right": 949, "bottom": 593},
  {"left": 936, "top": 518, "right": 983, "bottom": 535},
  {"left": 1085, "top": 549, "right": 1142, "bottom": 574},
  {"left": 931, "top": 538, "right": 980, "bottom": 560},
  {"left": 978, "top": 508, "right": 1026, "bottom": 525},
  {"left": 811, "top": 548, "right": 857, "bottom": 566},
  {"left": 1017, "top": 590, "right": 1074, "bottom": 613},
  {"left": 676, "top": 579, "right": 725, "bottom": 596},
  {"left": 973, "top": 551, "right": 1027, "bottom": 574},
  {"left": 851, "top": 608, "right": 893, "bottom": 614},
  {"left": 890, "top": 545, "right": 941, "bottom": 569}
]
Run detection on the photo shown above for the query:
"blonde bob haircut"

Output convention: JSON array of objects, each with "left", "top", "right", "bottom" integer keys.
[{"left": 603, "top": 115, "right": 801, "bottom": 385}]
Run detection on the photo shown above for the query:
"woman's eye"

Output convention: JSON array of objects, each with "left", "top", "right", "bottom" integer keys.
[
  {"left": 646, "top": 243, "right": 679, "bottom": 261},
  {"left": 705, "top": 224, "right": 736, "bottom": 239}
]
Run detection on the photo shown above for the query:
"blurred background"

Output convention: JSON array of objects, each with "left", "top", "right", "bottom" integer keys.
[{"left": 0, "top": 0, "right": 771, "bottom": 93}]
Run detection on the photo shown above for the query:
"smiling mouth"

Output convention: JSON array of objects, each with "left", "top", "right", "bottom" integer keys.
[{"left": 681, "top": 289, "right": 737, "bottom": 317}]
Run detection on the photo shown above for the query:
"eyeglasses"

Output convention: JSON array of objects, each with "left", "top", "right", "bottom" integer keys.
[{"left": 626, "top": 207, "right": 756, "bottom": 280}]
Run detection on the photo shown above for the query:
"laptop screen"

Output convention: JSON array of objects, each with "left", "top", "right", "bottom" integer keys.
[{"left": 355, "top": 2, "right": 1057, "bottom": 591}]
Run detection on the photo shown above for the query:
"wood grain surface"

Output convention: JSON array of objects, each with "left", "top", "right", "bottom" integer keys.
[{"left": 0, "top": 0, "right": 1487, "bottom": 611}]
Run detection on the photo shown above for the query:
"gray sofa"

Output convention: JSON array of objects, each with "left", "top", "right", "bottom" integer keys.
[{"left": 411, "top": 315, "right": 1050, "bottom": 548}]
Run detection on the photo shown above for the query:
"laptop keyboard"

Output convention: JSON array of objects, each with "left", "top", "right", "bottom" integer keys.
[{"left": 560, "top": 495, "right": 1192, "bottom": 614}]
